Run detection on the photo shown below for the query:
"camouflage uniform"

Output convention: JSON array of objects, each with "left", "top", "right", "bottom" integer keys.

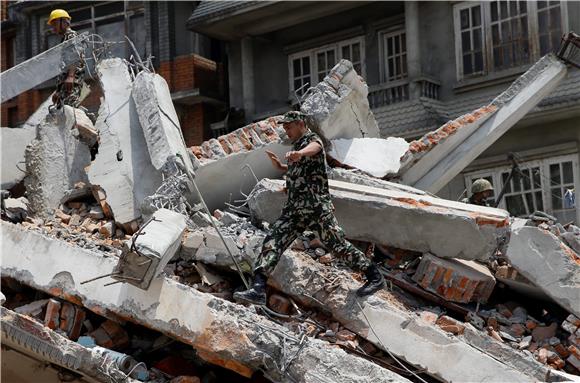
[
  {"left": 254, "top": 130, "right": 371, "bottom": 274},
  {"left": 461, "top": 196, "right": 492, "bottom": 207},
  {"left": 54, "top": 29, "right": 85, "bottom": 108}
]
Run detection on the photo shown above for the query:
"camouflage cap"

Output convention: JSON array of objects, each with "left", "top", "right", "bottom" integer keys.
[{"left": 280, "top": 111, "right": 306, "bottom": 124}]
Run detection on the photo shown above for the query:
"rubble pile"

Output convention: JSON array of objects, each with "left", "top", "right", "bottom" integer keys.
[{"left": 2, "top": 40, "right": 579, "bottom": 383}]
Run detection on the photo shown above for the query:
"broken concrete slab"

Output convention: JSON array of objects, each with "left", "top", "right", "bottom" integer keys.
[
  {"left": 506, "top": 219, "right": 580, "bottom": 317},
  {"left": 191, "top": 117, "right": 290, "bottom": 211},
  {"left": 132, "top": 71, "right": 198, "bottom": 176},
  {"left": 249, "top": 178, "right": 510, "bottom": 261},
  {"left": 329, "top": 168, "right": 427, "bottom": 196},
  {"left": 413, "top": 253, "right": 496, "bottom": 304},
  {"left": 1, "top": 306, "right": 137, "bottom": 382},
  {"left": 0, "top": 32, "right": 92, "bottom": 103},
  {"left": 1, "top": 222, "right": 410, "bottom": 383},
  {"left": 399, "top": 106, "right": 497, "bottom": 185},
  {"left": 269, "top": 251, "right": 537, "bottom": 382},
  {"left": 411, "top": 54, "right": 568, "bottom": 193},
  {"left": 25, "top": 107, "right": 91, "bottom": 216},
  {"left": 1, "top": 127, "right": 36, "bottom": 190},
  {"left": 87, "top": 58, "right": 161, "bottom": 224},
  {"left": 301, "top": 59, "right": 380, "bottom": 141},
  {"left": 72, "top": 108, "right": 98, "bottom": 146},
  {"left": 113, "top": 208, "right": 187, "bottom": 290},
  {"left": 328, "top": 137, "right": 409, "bottom": 178}
]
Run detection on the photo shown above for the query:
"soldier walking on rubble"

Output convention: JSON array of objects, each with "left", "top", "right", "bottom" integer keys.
[
  {"left": 234, "top": 111, "right": 385, "bottom": 306},
  {"left": 462, "top": 178, "right": 495, "bottom": 207},
  {"left": 47, "top": 9, "right": 85, "bottom": 109}
]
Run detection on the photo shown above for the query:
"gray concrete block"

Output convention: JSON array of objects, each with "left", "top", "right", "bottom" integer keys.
[
  {"left": 506, "top": 219, "right": 580, "bottom": 317},
  {"left": 87, "top": 59, "right": 161, "bottom": 224},
  {"left": 301, "top": 59, "right": 380, "bottom": 141},
  {"left": 24, "top": 107, "right": 91, "bottom": 216},
  {"left": 249, "top": 178, "right": 510, "bottom": 261},
  {"left": 1, "top": 126, "right": 36, "bottom": 189}
]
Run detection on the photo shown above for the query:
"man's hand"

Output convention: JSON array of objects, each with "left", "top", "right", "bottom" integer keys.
[
  {"left": 64, "top": 76, "right": 75, "bottom": 92},
  {"left": 285, "top": 150, "right": 302, "bottom": 163},
  {"left": 266, "top": 150, "right": 287, "bottom": 172}
]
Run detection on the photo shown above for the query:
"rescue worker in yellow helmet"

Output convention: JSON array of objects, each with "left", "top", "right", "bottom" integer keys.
[
  {"left": 462, "top": 178, "right": 495, "bottom": 207},
  {"left": 47, "top": 9, "right": 85, "bottom": 108}
]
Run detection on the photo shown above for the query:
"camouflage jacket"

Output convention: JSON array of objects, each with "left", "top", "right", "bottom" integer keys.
[
  {"left": 284, "top": 130, "right": 332, "bottom": 211},
  {"left": 56, "top": 29, "right": 85, "bottom": 86}
]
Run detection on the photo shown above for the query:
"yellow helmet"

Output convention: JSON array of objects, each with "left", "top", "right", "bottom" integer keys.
[{"left": 47, "top": 9, "right": 71, "bottom": 25}]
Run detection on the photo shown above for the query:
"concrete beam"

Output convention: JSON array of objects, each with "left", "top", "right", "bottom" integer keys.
[
  {"left": 301, "top": 59, "right": 380, "bottom": 141},
  {"left": 24, "top": 106, "right": 91, "bottom": 216},
  {"left": 506, "top": 219, "right": 580, "bottom": 317},
  {"left": 1, "top": 307, "right": 136, "bottom": 383},
  {"left": 113, "top": 209, "right": 187, "bottom": 290},
  {"left": 1, "top": 33, "right": 92, "bottom": 103},
  {"left": 411, "top": 54, "right": 567, "bottom": 193},
  {"left": 269, "top": 251, "right": 538, "bottom": 383},
  {"left": 1, "top": 222, "right": 410, "bottom": 383},
  {"left": 87, "top": 59, "right": 161, "bottom": 224},
  {"left": 249, "top": 178, "right": 510, "bottom": 261}
]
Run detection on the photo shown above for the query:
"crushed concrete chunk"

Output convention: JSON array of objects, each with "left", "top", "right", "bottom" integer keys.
[
  {"left": 25, "top": 106, "right": 91, "bottom": 216},
  {"left": 506, "top": 219, "right": 580, "bottom": 317},
  {"left": 413, "top": 253, "right": 496, "bottom": 304},
  {"left": 1, "top": 126, "right": 36, "bottom": 190},
  {"left": 1, "top": 222, "right": 411, "bottom": 383},
  {"left": 87, "top": 58, "right": 161, "bottom": 224},
  {"left": 328, "top": 137, "right": 409, "bottom": 178},
  {"left": 249, "top": 178, "right": 510, "bottom": 261},
  {"left": 301, "top": 59, "right": 380, "bottom": 140},
  {"left": 113, "top": 208, "right": 187, "bottom": 290}
]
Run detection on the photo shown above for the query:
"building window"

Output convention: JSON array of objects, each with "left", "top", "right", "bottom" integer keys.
[
  {"left": 288, "top": 36, "right": 365, "bottom": 97},
  {"left": 453, "top": 1, "right": 568, "bottom": 80},
  {"left": 380, "top": 30, "right": 407, "bottom": 82},
  {"left": 464, "top": 154, "right": 579, "bottom": 223}
]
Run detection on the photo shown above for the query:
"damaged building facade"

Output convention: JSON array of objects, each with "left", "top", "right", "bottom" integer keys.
[
  {"left": 1, "top": 1, "right": 580, "bottom": 383},
  {"left": 187, "top": 0, "right": 580, "bottom": 223}
]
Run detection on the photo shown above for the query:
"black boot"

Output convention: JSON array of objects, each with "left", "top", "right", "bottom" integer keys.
[
  {"left": 233, "top": 272, "right": 267, "bottom": 305},
  {"left": 356, "top": 263, "right": 385, "bottom": 297}
]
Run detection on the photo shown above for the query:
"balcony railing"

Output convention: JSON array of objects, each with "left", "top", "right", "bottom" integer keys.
[{"left": 368, "top": 76, "right": 441, "bottom": 109}]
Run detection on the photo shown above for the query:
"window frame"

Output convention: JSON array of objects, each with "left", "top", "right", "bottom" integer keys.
[
  {"left": 453, "top": 1, "right": 569, "bottom": 81},
  {"left": 288, "top": 36, "right": 366, "bottom": 97},
  {"left": 378, "top": 28, "right": 408, "bottom": 83},
  {"left": 463, "top": 153, "right": 579, "bottom": 222}
]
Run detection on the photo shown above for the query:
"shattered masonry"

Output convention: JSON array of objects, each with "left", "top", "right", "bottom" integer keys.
[{"left": 1, "top": 32, "right": 580, "bottom": 383}]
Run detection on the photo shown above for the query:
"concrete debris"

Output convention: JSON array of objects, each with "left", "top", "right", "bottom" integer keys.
[
  {"left": 268, "top": 250, "right": 539, "bottom": 382},
  {"left": 2, "top": 196, "right": 29, "bottom": 222},
  {"left": 412, "top": 253, "right": 496, "bottom": 304},
  {"left": 300, "top": 59, "right": 380, "bottom": 141},
  {"left": 1, "top": 222, "right": 411, "bottom": 383},
  {"left": 506, "top": 219, "right": 580, "bottom": 317},
  {"left": 328, "top": 137, "right": 409, "bottom": 178},
  {"left": 88, "top": 58, "right": 161, "bottom": 224},
  {"left": 0, "top": 126, "right": 36, "bottom": 190},
  {"left": 329, "top": 167, "right": 427, "bottom": 196},
  {"left": 0, "top": 32, "right": 92, "bottom": 103},
  {"left": 25, "top": 106, "right": 91, "bottom": 216},
  {"left": 191, "top": 116, "right": 289, "bottom": 211},
  {"left": 249, "top": 178, "right": 510, "bottom": 261},
  {"left": 113, "top": 208, "right": 188, "bottom": 290},
  {"left": 1, "top": 307, "right": 137, "bottom": 382},
  {"left": 409, "top": 54, "right": 568, "bottom": 193},
  {"left": 72, "top": 108, "right": 98, "bottom": 146}
]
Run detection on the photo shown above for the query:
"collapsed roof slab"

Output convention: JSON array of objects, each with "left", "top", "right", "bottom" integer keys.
[
  {"left": 0, "top": 33, "right": 92, "bottom": 103},
  {"left": 1, "top": 222, "right": 411, "bottom": 383},
  {"left": 506, "top": 219, "right": 580, "bottom": 317},
  {"left": 329, "top": 168, "right": 427, "bottom": 196},
  {"left": 411, "top": 54, "right": 567, "bottom": 193},
  {"left": 87, "top": 59, "right": 161, "bottom": 224},
  {"left": 24, "top": 106, "right": 91, "bottom": 216},
  {"left": 269, "top": 251, "right": 539, "bottom": 383},
  {"left": 301, "top": 59, "right": 380, "bottom": 141},
  {"left": 1, "top": 307, "right": 137, "bottom": 383},
  {"left": 249, "top": 178, "right": 510, "bottom": 261},
  {"left": 191, "top": 117, "right": 290, "bottom": 211}
]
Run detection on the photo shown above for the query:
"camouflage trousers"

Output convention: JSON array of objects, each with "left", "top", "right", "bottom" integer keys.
[
  {"left": 54, "top": 81, "right": 83, "bottom": 109},
  {"left": 254, "top": 205, "right": 371, "bottom": 274}
]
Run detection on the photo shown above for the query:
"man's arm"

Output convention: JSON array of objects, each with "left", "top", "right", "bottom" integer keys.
[
  {"left": 266, "top": 150, "right": 287, "bottom": 172},
  {"left": 285, "top": 142, "right": 322, "bottom": 163}
]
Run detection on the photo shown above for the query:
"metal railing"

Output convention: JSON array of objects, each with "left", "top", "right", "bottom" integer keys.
[{"left": 368, "top": 76, "right": 441, "bottom": 108}]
